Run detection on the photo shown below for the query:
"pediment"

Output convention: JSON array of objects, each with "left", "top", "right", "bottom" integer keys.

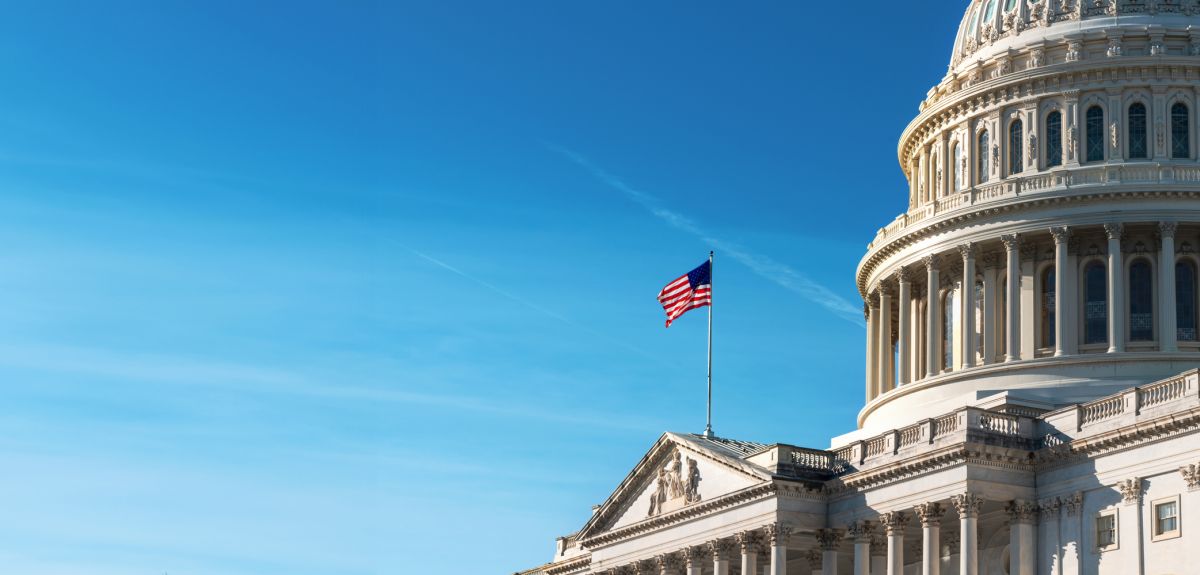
[{"left": 577, "top": 432, "right": 772, "bottom": 540}]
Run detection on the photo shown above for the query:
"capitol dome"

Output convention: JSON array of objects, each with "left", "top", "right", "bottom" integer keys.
[{"left": 855, "top": 0, "right": 1200, "bottom": 433}]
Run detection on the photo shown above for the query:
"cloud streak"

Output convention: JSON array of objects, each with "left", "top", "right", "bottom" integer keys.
[{"left": 552, "top": 145, "right": 865, "bottom": 327}]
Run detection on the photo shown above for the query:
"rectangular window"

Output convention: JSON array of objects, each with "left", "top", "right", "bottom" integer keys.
[
  {"left": 1153, "top": 496, "right": 1182, "bottom": 541},
  {"left": 1097, "top": 509, "right": 1119, "bottom": 551}
]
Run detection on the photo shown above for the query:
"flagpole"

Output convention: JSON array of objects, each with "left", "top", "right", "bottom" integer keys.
[{"left": 704, "top": 250, "right": 714, "bottom": 438}]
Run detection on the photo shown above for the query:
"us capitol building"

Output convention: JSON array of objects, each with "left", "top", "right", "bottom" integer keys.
[{"left": 518, "top": 2, "right": 1200, "bottom": 574}]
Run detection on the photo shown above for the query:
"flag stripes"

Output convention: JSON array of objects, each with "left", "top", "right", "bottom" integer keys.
[{"left": 657, "top": 260, "right": 712, "bottom": 328}]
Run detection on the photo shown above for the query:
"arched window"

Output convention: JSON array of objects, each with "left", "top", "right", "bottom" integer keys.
[
  {"left": 1084, "top": 262, "right": 1108, "bottom": 345},
  {"left": 1129, "top": 102, "right": 1148, "bottom": 159},
  {"left": 1173, "top": 103, "right": 1190, "bottom": 159},
  {"left": 984, "top": 0, "right": 997, "bottom": 22},
  {"left": 1005, "top": 0, "right": 1018, "bottom": 10},
  {"left": 1087, "top": 106, "right": 1105, "bottom": 162},
  {"left": 1129, "top": 260, "right": 1154, "bottom": 341},
  {"left": 1041, "top": 267, "right": 1056, "bottom": 349},
  {"left": 1009, "top": 119, "right": 1024, "bottom": 175},
  {"left": 1177, "top": 260, "right": 1197, "bottom": 342},
  {"left": 978, "top": 131, "right": 990, "bottom": 184},
  {"left": 1046, "top": 110, "right": 1063, "bottom": 167},
  {"left": 953, "top": 142, "right": 962, "bottom": 192},
  {"left": 942, "top": 291, "right": 954, "bottom": 370}
]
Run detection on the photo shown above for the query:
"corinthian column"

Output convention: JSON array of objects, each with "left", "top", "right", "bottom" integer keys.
[
  {"left": 925, "top": 255, "right": 941, "bottom": 377},
  {"left": 657, "top": 552, "right": 683, "bottom": 575},
  {"left": 1005, "top": 501, "right": 1037, "bottom": 575},
  {"left": 817, "top": 529, "right": 842, "bottom": 575},
  {"left": 952, "top": 494, "right": 984, "bottom": 575},
  {"left": 738, "top": 531, "right": 762, "bottom": 575},
  {"left": 915, "top": 502, "right": 945, "bottom": 575},
  {"left": 848, "top": 521, "right": 874, "bottom": 575},
  {"left": 880, "top": 511, "right": 910, "bottom": 575},
  {"left": 878, "top": 283, "right": 894, "bottom": 394},
  {"left": 869, "top": 533, "right": 887, "bottom": 575},
  {"left": 866, "top": 294, "right": 880, "bottom": 401},
  {"left": 684, "top": 545, "right": 706, "bottom": 575},
  {"left": 710, "top": 539, "right": 735, "bottom": 575},
  {"left": 1050, "top": 227, "right": 1071, "bottom": 356},
  {"left": 960, "top": 244, "right": 977, "bottom": 368},
  {"left": 1001, "top": 234, "right": 1022, "bottom": 360},
  {"left": 1104, "top": 223, "right": 1124, "bottom": 353},
  {"left": 1161, "top": 222, "right": 1179, "bottom": 351},
  {"left": 897, "top": 268, "right": 913, "bottom": 385},
  {"left": 766, "top": 522, "right": 790, "bottom": 575}
]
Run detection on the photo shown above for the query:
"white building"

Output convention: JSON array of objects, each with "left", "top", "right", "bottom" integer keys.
[{"left": 519, "top": 3, "right": 1200, "bottom": 574}]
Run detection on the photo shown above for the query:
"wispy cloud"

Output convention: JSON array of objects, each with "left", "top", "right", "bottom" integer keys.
[{"left": 551, "top": 145, "right": 865, "bottom": 326}]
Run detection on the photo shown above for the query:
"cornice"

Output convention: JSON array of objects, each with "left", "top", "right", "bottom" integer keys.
[
  {"left": 544, "top": 556, "right": 592, "bottom": 575},
  {"left": 580, "top": 482, "right": 773, "bottom": 549},
  {"left": 826, "top": 441, "right": 1034, "bottom": 496},
  {"left": 1037, "top": 406, "right": 1200, "bottom": 470}
]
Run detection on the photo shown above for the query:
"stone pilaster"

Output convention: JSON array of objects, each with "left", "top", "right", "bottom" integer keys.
[
  {"left": 896, "top": 267, "right": 913, "bottom": 385},
  {"left": 1104, "top": 223, "right": 1124, "bottom": 353},
  {"left": 925, "top": 254, "right": 941, "bottom": 378},
  {"left": 959, "top": 243, "right": 978, "bottom": 368},
  {"left": 817, "top": 529, "right": 842, "bottom": 575},
  {"left": 709, "top": 538, "right": 736, "bottom": 575},
  {"left": 1160, "top": 222, "right": 1179, "bottom": 351},
  {"left": 915, "top": 502, "right": 944, "bottom": 575},
  {"left": 881, "top": 511, "right": 910, "bottom": 575},
  {"left": 738, "top": 530, "right": 763, "bottom": 575},
  {"left": 765, "top": 522, "right": 790, "bottom": 575},
  {"left": 848, "top": 521, "right": 874, "bottom": 575},
  {"left": 1005, "top": 501, "right": 1037, "bottom": 575}
]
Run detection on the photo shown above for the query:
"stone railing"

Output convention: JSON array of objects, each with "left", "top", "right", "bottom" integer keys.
[
  {"left": 834, "top": 407, "right": 1034, "bottom": 472},
  {"left": 868, "top": 162, "right": 1200, "bottom": 251},
  {"left": 1041, "top": 370, "right": 1200, "bottom": 435}
]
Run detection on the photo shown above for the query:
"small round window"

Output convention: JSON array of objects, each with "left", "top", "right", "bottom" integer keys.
[{"left": 984, "top": 0, "right": 997, "bottom": 21}]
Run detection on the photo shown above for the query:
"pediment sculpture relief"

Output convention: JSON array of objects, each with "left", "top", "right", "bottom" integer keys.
[{"left": 647, "top": 451, "right": 701, "bottom": 517}]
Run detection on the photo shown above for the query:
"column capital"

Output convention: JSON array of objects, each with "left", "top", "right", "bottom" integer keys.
[
  {"left": 958, "top": 242, "right": 977, "bottom": 261},
  {"left": 708, "top": 538, "right": 737, "bottom": 561},
  {"left": 764, "top": 521, "right": 791, "bottom": 546},
  {"left": 1005, "top": 500, "right": 1038, "bottom": 525},
  {"left": 1118, "top": 477, "right": 1143, "bottom": 505},
  {"left": 923, "top": 253, "right": 940, "bottom": 272},
  {"left": 1160, "top": 221, "right": 1179, "bottom": 238},
  {"left": 878, "top": 282, "right": 894, "bottom": 298},
  {"left": 633, "top": 559, "right": 657, "bottom": 575},
  {"left": 1103, "top": 222, "right": 1124, "bottom": 241},
  {"left": 656, "top": 552, "right": 683, "bottom": 573},
  {"left": 870, "top": 533, "right": 887, "bottom": 557},
  {"left": 1063, "top": 491, "right": 1083, "bottom": 516},
  {"left": 847, "top": 520, "right": 876, "bottom": 543},
  {"left": 951, "top": 493, "right": 984, "bottom": 518},
  {"left": 880, "top": 510, "right": 911, "bottom": 535},
  {"left": 1050, "top": 226, "right": 1072, "bottom": 244},
  {"left": 684, "top": 545, "right": 708, "bottom": 568},
  {"left": 816, "top": 528, "right": 844, "bottom": 551},
  {"left": 915, "top": 501, "right": 946, "bottom": 527},
  {"left": 867, "top": 291, "right": 880, "bottom": 310},
  {"left": 1001, "top": 233, "right": 1021, "bottom": 252},
  {"left": 1182, "top": 463, "right": 1200, "bottom": 491},
  {"left": 895, "top": 266, "right": 912, "bottom": 284},
  {"left": 1037, "top": 497, "right": 1061, "bottom": 520},
  {"left": 805, "top": 550, "right": 823, "bottom": 570},
  {"left": 735, "top": 530, "right": 763, "bottom": 555},
  {"left": 981, "top": 252, "right": 1003, "bottom": 270}
]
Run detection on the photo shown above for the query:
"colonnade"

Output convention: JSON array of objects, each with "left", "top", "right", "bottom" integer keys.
[
  {"left": 595, "top": 494, "right": 1042, "bottom": 575},
  {"left": 866, "top": 220, "right": 1189, "bottom": 402}
]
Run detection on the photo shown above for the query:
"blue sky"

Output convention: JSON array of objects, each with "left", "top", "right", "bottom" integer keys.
[{"left": 0, "top": 2, "right": 966, "bottom": 573}]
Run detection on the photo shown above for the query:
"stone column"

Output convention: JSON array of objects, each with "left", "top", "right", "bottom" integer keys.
[
  {"left": 1119, "top": 478, "right": 1144, "bottom": 575},
  {"left": 685, "top": 545, "right": 706, "bottom": 575},
  {"left": 960, "top": 243, "right": 977, "bottom": 368},
  {"left": 805, "top": 551, "right": 822, "bottom": 575},
  {"left": 981, "top": 255, "right": 998, "bottom": 365},
  {"left": 881, "top": 511, "right": 910, "bottom": 575},
  {"left": 1061, "top": 492, "right": 1082, "bottom": 575},
  {"left": 658, "top": 552, "right": 684, "bottom": 575},
  {"left": 952, "top": 493, "right": 983, "bottom": 575},
  {"left": 915, "top": 502, "right": 945, "bottom": 575},
  {"left": 766, "top": 522, "right": 790, "bottom": 575},
  {"left": 925, "top": 255, "right": 941, "bottom": 377},
  {"left": 1006, "top": 501, "right": 1037, "bottom": 575},
  {"left": 848, "top": 521, "right": 874, "bottom": 575},
  {"left": 710, "top": 539, "right": 735, "bottom": 575},
  {"left": 1020, "top": 242, "right": 1037, "bottom": 358},
  {"left": 1051, "top": 227, "right": 1071, "bottom": 356},
  {"left": 1002, "top": 234, "right": 1022, "bottom": 360},
  {"left": 1105, "top": 223, "right": 1124, "bottom": 353},
  {"left": 897, "top": 268, "right": 913, "bottom": 385},
  {"left": 739, "top": 531, "right": 763, "bottom": 575},
  {"left": 869, "top": 533, "right": 887, "bottom": 575},
  {"left": 940, "top": 132, "right": 952, "bottom": 197},
  {"left": 1038, "top": 498, "right": 1062, "bottom": 575},
  {"left": 817, "top": 529, "right": 842, "bottom": 575},
  {"left": 1161, "top": 222, "right": 1178, "bottom": 351},
  {"left": 878, "top": 284, "right": 894, "bottom": 394},
  {"left": 866, "top": 293, "right": 880, "bottom": 401}
]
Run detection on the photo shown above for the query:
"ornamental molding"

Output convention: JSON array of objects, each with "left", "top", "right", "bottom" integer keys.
[
  {"left": 1036, "top": 406, "right": 1200, "bottom": 470},
  {"left": 736, "top": 530, "right": 763, "bottom": 554},
  {"left": 1118, "top": 477, "right": 1142, "bottom": 505},
  {"left": 816, "top": 528, "right": 843, "bottom": 551},
  {"left": 952, "top": 493, "right": 985, "bottom": 518},
  {"left": 846, "top": 520, "right": 875, "bottom": 543},
  {"left": 1005, "top": 500, "right": 1039, "bottom": 524},
  {"left": 542, "top": 555, "right": 592, "bottom": 575},
  {"left": 880, "top": 511, "right": 911, "bottom": 535},
  {"left": 1181, "top": 463, "right": 1200, "bottom": 491},
  {"left": 580, "top": 482, "right": 773, "bottom": 548},
  {"left": 915, "top": 502, "right": 946, "bottom": 527}
]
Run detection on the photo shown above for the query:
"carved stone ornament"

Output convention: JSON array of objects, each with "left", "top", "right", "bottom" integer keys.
[
  {"left": 1063, "top": 491, "right": 1084, "bottom": 516},
  {"left": 1028, "top": 132, "right": 1038, "bottom": 164},
  {"left": 847, "top": 520, "right": 875, "bottom": 543},
  {"left": 632, "top": 560, "right": 656, "bottom": 575},
  {"left": 1001, "top": 233, "right": 1021, "bottom": 252},
  {"left": 816, "top": 528, "right": 843, "bottom": 551},
  {"left": 1181, "top": 463, "right": 1200, "bottom": 491},
  {"left": 1157, "top": 120, "right": 1167, "bottom": 153},
  {"left": 646, "top": 451, "right": 701, "bottom": 517},
  {"left": 880, "top": 511, "right": 911, "bottom": 535},
  {"left": 1160, "top": 221, "right": 1178, "bottom": 238},
  {"left": 764, "top": 522, "right": 791, "bottom": 545},
  {"left": 1106, "top": 37, "right": 1123, "bottom": 57},
  {"left": 1039, "top": 497, "right": 1062, "bottom": 520},
  {"left": 684, "top": 545, "right": 708, "bottom": 568},
  {"left": 992, "top": 143, "right": 1001, "bottom": 171},
  {"left": 1111, "top": 120, "right": 1120, "bottom": 151},
  {"left": 1151, "top": 42, "right": 1166, "bottom": 56},
  {"left": 1118, "top": 477, "right": 1142, "bottom": 505},
  {"left": 895, "top": 266, "right": 911, "bottom": 284},
  {"left": 1067, "top": 125, "right": 1077, "bottom": 160},
  {"left": 736, "top": 530, "right": 763, "bottom": 554},
  {"left": 708, "top": 538, "right": 736, "bottom": 561},
  {"left": 870, "top": 533, "right": 887, "bottom": 557},
  {"left": 952, "top": 493, "right": 984, "bottom": 518},
  {"left": 915, "top": 502, "right": 945, "bottom": 527},
  {"left": 655, "top": 553, "right": 683, "bottom": 572},
  {"left": 1103, "top": 222, "right": 1123, "bottom": 241},
  {"left": 958, "top": 242, "right": 977, "bottom": 261},
  {"left": 1066, "top": 40, "right": 1082, "bottom": 62},
  {"left": 1006, "top": 500, "right": 1039, "bottom": 524},
  {"left": 1031, "top": 47, "right": 1045, "bottom": 67},
  {"left": 1050, "top": 226, "right": 1071, "bottom": 244},
  {"left": 805, "top": 550, "right": 823, "bottom": 570},
  {"left": 923, "top": 253, "right": 940, "bottom": 272}
]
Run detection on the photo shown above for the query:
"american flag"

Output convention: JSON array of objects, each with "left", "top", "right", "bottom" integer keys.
[{"left": 657, "top": 260, "right": 712, "bottom": 328}]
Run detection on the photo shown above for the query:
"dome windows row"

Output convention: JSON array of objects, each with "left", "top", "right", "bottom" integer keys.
[{"left": 907, "top": 91, "right": 1198, "bottom": 209}]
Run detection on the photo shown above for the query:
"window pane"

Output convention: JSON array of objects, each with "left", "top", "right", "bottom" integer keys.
[
  {"left": 1042, "top": 269, "right": 1056, "bottom": 348},
  {"left": 1178, "top": 261, "right": 1197, "bottom": 341},
  {"left": 1087, "top": 107, "right": 1105, "bottom": 162},
  {"left": 1097, "top": 514, "right": 1116, "bottom": 546},
  {"left": 1047, "top": 111, "right": 1063, "bottom": 167},
  {"left": 1010, "top": 120, "right": 1024, "bottom": 174},
  {"left": 1130, "top": 103, "right": 1148, "bottom": 159},
  {"left": 1173, "top": 103, "right": 1190, "bottom": 159},
  {"left": 1157, "top": 501, "right": 1178, "bottom": 534},
  {"left": 1130, "top": 261, "right": 1153, "bottom": 341},
  {"left": 978, "top": 131, "right": 990, "bottom": 184},
  {"left": 1085, "top": 263, "right": 1108, "bottom": 344}
]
